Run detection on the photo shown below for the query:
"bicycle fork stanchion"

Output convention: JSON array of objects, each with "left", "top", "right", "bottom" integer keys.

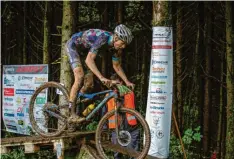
[{"left": 114, "top": 99, "right": 121, "bottom": 143}]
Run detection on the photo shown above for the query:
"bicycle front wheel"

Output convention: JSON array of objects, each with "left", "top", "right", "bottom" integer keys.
[
  {"left": 96, "top": 107, "right": 151, "bottom": 159},
  {"left": 29, "top": 81, "right": 70, "bottom": 137}
]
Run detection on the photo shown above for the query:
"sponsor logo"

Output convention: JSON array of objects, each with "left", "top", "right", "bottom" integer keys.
[
  {"left": 25, "top": 108, "right": 29, "bottom": 113},
  {"left": 156, "top": 130, "right": 164, "bottom": 139},
  {"left": 153, "top": 116, "right": 161, "bottom": 127},
  {"left": 18, "top": 76, "right": 33, "bottom": 81},
  {"left": 6, "top": 125, "right": 17, "bottom": 131},
  {"left": 16, "top": 66, "right": 44, "bottom": 73},
  {"left": 4, "top": 97, "right": 14, "bottom": 102},
  {"left": 151, "top": 81, "right": 166, "bottom": 85},
  {"left": 4, "top": 119, "right": 16, "bottom": 124},
  {"left": 150, "top": 106, "right": 164, "bottom": 110},
  {"left": 16, "top": 89, "right": 34, "bottom": 95},
  {"left": 17, "top": 107, "right": 24, "bottom": 113},
  {"left": 150, "top": 95, "right": 167, "bottom": 101},
  {"left": 36, "top": 118, "right": 44, "bottom": 123},
  {"left": 16, "top": 97, "right": 21, "bottom": 104},
  {"left": 153, "top": 51, "right": 168, "bottom": 57},
  {"left": 150, "top": 129, "right": 155, "bottom": 139},
  {"left": 153, "top": 27, "right": 171, "bottom": 38},
  {"left": 4, "top": 77, "right": 14, "bottom": 86},
  {"left": 3, "top": 102, "right": 14, "bottom": 106},
  {"left": 36, "top": 97, "right": 46, "bottom": 104},
  {"left": 4, "top": 88, "right": 14, "bottom": 96},
  {"left": 152, "top": 45, "right": 172, "bottom": 49},
  {"left": 149, "top": 88, "right": 167, "bottom": 94},
  {"left": 4, "top": 108, "right": 14, "bottom": 112},
  {"left": 18, "top": 120, "right": 24, "bottom": 125},
  {"left": 152, "top": 67, "right": 165, "bottom": 73},
  {"left": 151, "top": 75, "right": 167, "bottom": 79},
  {"left": 17, "top": 113, "right": 24, "bottom": 117},
  {"left": 150, "top": 102, "right": 165, "bottom": 105},
  {"left": 4, "top": 113, "right": 15, "bottom": 117},
  {"left": 150, "top": 111, "right": 165, "bottom": 114},
  {"left": 153, "top": 40, "right": 171, "bottom": 43},
  {"left": 19, "top": 83, "right": 34, "bottom": 89},
  {"left": 34, "top": 77, "right": 47, "bottom": 84},
  {"left": 152, "top": 60, "right": 168, "bottom": 65},
  {"left": 5, "top": 67, "right": 14, "bottom": 73}
]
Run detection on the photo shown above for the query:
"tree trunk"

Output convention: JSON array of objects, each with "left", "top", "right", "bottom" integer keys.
[
  {"left": 116, "top": 1, "right": 123, "bottom": 64},
  {"left": 23, "top": 1, "right": 27, "bottom": 64},
  {"left": 101, "top": 2, "right": 108, "bottom": 77},
  {"left": 225, "top": 1, "right": 234, "bottom": 158},
  {"left": 59, "top": 1, "right": 75, "bottom": 105},
  {"left": 176, "top": 1, "right": 183, "bottom": 132},
  {"left": 43, "top": 1, "right": 52, "bottom": 64},
  {"left": 203, "top": 2, "right": 212, "bottom": 157}
]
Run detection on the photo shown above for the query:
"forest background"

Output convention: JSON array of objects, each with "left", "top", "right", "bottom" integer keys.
[{"left": 1, "top": 1, "right": 234, "bottom": 159}]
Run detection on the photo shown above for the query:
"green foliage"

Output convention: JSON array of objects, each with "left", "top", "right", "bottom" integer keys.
[
  {"left": 37, "top": 150, "right": 56, "bottom": 159},
  {"left": 85, "top": 121, "right": 98, "bottom": 131},
  {"left": 0, "top": 147, "right": 56, "bottom": 159},
  {"left": 1, "top": 147, "right": 26, "bottom": 159},
  {"left": 170, "top": 126, "right": 202, "bottom": 159}
]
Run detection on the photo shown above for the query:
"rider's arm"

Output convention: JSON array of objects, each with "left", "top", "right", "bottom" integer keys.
[
  {"left": 85, "top": 34, "right": 107, "bottom": 80},
  {"left": 112, "top": 51, "right": 130, "bottom": 84},
  {"left": 85, "top": 53, "right": 104, "bottom": 80}
]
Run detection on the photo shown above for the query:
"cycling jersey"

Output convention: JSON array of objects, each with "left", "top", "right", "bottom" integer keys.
[{"left": 66, "top": 29, "right": 119, "bottom": 70}]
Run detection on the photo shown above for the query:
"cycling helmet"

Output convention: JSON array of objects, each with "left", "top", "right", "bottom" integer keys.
[{"left": 114, "top": 24, "right": 133, "bottom": 44}]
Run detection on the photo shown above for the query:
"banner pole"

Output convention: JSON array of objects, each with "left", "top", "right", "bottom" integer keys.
[{"left": 172, "top": 111, "right": 187, "bottom": 159}]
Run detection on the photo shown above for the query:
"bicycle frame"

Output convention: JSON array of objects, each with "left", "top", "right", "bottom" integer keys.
[{"left": 44, "top": 89, "right": 118, "bottom": 123}]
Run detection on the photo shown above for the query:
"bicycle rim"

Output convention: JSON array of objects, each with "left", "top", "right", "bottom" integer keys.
[
  {"left": 96, "top": 108, "right": 151, "bottom": 159},
  {"left": 29, "top": 81, "right": 70, "bottom": 137}
]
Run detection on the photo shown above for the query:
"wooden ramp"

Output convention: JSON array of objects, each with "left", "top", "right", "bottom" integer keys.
[{"left": 0, "top": 131, "right": 96, "bottom": 159}]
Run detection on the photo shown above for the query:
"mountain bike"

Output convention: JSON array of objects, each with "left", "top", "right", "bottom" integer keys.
[{"left": 29, "top": 81, "right": 151, "bottom": 159}]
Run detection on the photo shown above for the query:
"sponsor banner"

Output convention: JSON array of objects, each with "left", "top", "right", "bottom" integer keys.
[
  {"left": 2, "top": 64, "right": 48, "bottom": 135},
  {"left": 146, "top": 27, "right": 173, "bottom": 158}
]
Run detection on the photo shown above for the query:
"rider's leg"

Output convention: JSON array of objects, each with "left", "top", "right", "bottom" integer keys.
[
  {"left": 65, "top": 39, "right": 84, "bottom": 110},
  {"left": 70, "top": 66, "right": 84, "bottom": 108},
  {"left": 80, "top": 71, "right": 94, "bottom": 93}
]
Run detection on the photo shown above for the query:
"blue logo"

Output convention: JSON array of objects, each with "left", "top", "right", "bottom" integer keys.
[
  {"left": 151, "top": 75, "right": 167, "bottom": 79},
  {"left": 152, "top": 60, "right": 168, "bottom": 65},
  {"left": 16, "top": 89, "right": 34, "bottom": 95},
  {"left": 150, "top": 106, "right": 164, "bottom": 110},
  {"left": 17, "top": 113, "right": 24, "bottom": 117},
  {"left": 4, "top": 77, "right": 14, "bottom": 86},
  {"left": 4, "top": 113, "right": 15, "bottom": 117}
]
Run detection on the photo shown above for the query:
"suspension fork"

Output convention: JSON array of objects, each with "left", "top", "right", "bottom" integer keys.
[{"left": 114, "top": 98, "right": 121, "bottom": 140}]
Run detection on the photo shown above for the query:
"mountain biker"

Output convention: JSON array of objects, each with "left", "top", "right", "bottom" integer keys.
[{"left": 66, "top": 24, "right": 135, "bottom": 121}]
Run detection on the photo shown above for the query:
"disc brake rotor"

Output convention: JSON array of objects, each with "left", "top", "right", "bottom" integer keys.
[{"left": 117, "top": 130, "right": 131, "bottom": 146}]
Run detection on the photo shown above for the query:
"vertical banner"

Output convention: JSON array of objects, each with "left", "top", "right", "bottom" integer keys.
[
  {"left": 146, "top": 27, "right": 173, "bottom": 158},
  {"left": 2, "top": 64, "right": 48, "bottom": 135}
]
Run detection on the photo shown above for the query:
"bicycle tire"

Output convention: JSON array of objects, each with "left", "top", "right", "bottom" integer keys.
[
  {"left": 29, "top": 81, "right": 69, "bottom": 137},
  {"left": 96, "top": 107, "right": 151, "bottom": 159}
]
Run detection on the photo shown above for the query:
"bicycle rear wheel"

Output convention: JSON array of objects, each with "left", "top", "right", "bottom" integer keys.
[
  {"left": 29, "top": 81, "right": 70, "bottom": 137},
  {"left": 96, "top": 107, "right": 151, "bottom": 159}
]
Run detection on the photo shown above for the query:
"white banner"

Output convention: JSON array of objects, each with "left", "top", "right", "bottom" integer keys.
[
  {"left": 2, "top": 65, "right": 48, "bottom": 135},
  {"left": 146, "top": 27, "right": 173, "bottom": 158}
]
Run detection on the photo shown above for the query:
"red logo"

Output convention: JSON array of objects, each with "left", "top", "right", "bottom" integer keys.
[{"left": 4, "top": 88, "right": 14, "bottom": 96}]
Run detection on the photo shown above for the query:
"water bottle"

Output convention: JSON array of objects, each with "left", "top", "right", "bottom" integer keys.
[{"left": 82, "top": 103, "right": 95, "bottom": 116}]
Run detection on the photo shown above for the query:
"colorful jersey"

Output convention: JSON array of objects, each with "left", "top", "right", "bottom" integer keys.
[{"left": 68, "top": 29, "right": 119, "bottom": 61}]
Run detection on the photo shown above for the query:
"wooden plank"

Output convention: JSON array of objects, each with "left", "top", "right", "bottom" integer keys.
[
  {"left": 24, "top": 143, "right": 40, "bottom": 153},
  {"left": 0, "top": 145, "right": 10, "bottom": 154},
  {"left": 1, "top": 131, "right": 95, "bottom": 146}
]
